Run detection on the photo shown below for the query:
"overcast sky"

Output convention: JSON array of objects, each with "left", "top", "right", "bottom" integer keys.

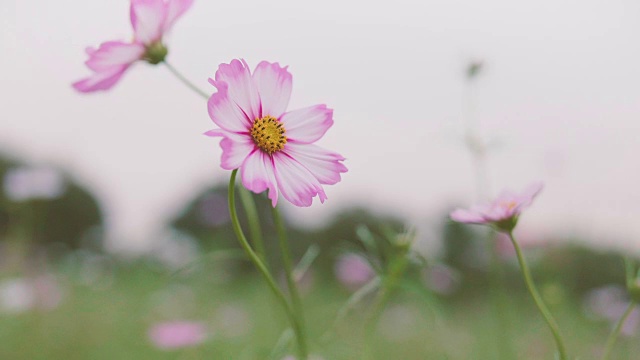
[{"left": 1, "top": 0, "right": 640, "bottom": 253}]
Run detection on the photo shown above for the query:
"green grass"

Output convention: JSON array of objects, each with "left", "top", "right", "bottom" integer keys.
[{"left": 0, "top": 261, "right": 636, "bottom": 360}]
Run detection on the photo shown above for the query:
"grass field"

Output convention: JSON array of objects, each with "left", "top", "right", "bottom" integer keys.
[{"left": 0, "top": 255, "right": 635, "bottom": 360}]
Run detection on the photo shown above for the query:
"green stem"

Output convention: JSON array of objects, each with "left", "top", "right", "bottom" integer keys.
[
  {"left": 487, "top": 231, "right": 516, "bottom": 360},
  {"left": 239, "top": 187, "right": 268, "bottom": 267},
  {"left": 272, "top": 206, "right": 308, "bottom": 358},
  {"left": 507, "top": 231, "right": 568, "bottom": 360},
  {"left": 228, "top": 170, "right": 307, "bottom": 359},
  {"left": 602, "top": 301, "right": 636, "bottom": 360},
  {"left": 163, "top": 61, "right": 209, "bottom": 99},
  {"left": 624, "top": 257, "right": 636, "bottom": 289}
]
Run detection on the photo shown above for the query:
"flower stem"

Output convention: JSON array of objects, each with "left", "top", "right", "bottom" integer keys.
[
  {"left": 507, "top": 230, "right": 568, "bottom": 360},
  {"left": 602, "top": 301, "right": 636, "bottom": 360},
  {"left": 272, "top": 206, "right": 308, "bottom": 357},
  {"left": 228, "top": 170, "right": 307, "bottom": 359},
  {"left": 163, "top": 60, "right": 209, "bottom": 99},
  {"left": 239, "top": 187, "right": 268, "bottom": 267}
]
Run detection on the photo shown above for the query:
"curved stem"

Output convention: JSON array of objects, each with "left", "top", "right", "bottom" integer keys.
[
  {"left": 163, "top": 61, "right": 209, "bottom": 99},
  {"left": 271, "top": 206, "right": 308, "bottom": 357},
  {"left": 507, "top": 231, "right": 568, "bottom": 360},
  {"left": 624, "top": 257, "right": 636, "bottom": 289},
  {"left": 239, "top": 187, "right": 268, "bottom": 267},
  {"left": 602, "top": 301, "right": 636, "bottom": 360},
  {"left": 228, "top": 170, "right": 307, "bottom": 359}
]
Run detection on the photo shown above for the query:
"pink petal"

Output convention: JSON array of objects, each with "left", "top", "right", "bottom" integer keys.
[
  {"left": 240, "top": 150, "right": 279, "bottom": 206},
  {"left": 284, "top": 143, "right": 347, "bottom": 185},
  {"left": 252, "top": 61, "right": 292, "bottom": 118},
  {"left": 130, "top": 0, "right": 166, "bottom": 44},
  {"left": 273, "top": 152, "right": 326, "bottom": 207},
  {"left": 72, "top": 66, "right": 130, "bottom": 93},
  {"left": 205, "top": 129, "right": 255, "bottom": 170},
  {"left": 84, "top": 41, "right": 145, "bottom": 72},
  {"left": 517, "top": 181, "right": 544, "bottom": 207},
  {"left": 214, "top": 59, "right": 261, "bottom": 121},
  {"left": 163, "top": 0, "right": 194, "bottom": 32},
  {"left": 450, "top": 209, "right": 487, "bottom": 224},
  {"left": 280, "top": 105, "right": 333, "bottom": 144},
  {"left": 207, "top": 80, "right": 253, "bottom": 133}
]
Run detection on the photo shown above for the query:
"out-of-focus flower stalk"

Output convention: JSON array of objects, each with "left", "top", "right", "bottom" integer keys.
[
  {"left": 363, "top": 245, "right": 410, "bottom": 359},
  {"left": 228, "top": 169, "right": 307, "bottom": 359},
  {"left": 272, "top": 206, "right": 309, "bottom": 357},
  {"left": 601, "top": 257, "right": 639, "bottom": 360},
  {"left": 463, "top": 61, "right": 514, "bottom": 360},
  {"left": 507, "top": 230, "right": 568, "bottom": 360}
]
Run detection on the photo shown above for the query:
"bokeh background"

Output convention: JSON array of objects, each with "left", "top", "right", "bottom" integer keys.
[{"left": 1, "top": 0, "right": 640, "bottom": 358}]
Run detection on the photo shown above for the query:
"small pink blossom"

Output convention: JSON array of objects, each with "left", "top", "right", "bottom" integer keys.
[
  {"left": 73, "top": 0, "right": 193, "bottom": 92},
  {"left": 450, "top": 182, "right": 543, "bottom": 231},
  {"left": 148, "top": 321, "right": 207, "bottom": 350},
  {"left": 206, "top": 59, "right": 347, "bottom": 207},
  {"left": 334, "top": 253, "right": 374, "bottom": 289}
]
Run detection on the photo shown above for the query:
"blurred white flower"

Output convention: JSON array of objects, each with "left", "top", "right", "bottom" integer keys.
[
  {"left": 3, "top": 166, "right": 65, "bottom": 202},
  {"left": 152, "top": 229, "right": 198, "bottom": 270},
  {"left": 0, "top": 275, "right": 63, "bottom": 314},
  {"left": 0, "top": 278, "right": 35, "bottom": 314},
  {"left": 213, "top": 304, "right": 251, "bottom": 338}
]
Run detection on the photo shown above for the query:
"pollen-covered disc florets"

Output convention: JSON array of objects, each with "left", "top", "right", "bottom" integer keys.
[{"left": 251, "top": 116, "right": 287, "bottom": 154}]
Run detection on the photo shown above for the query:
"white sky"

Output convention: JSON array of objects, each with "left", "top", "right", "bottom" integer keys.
[{"left": 1, "top": 0, "right": 640, "bottom": 253}]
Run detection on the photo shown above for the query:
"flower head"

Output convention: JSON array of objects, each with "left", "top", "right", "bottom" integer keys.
[
  {"left": 450, "top": 182, "right": 543, "bottom": 231},
  {"left": 73, "top": 0, "right": 193, "bottom": 92},
  {"left": 206, "top": 59, "right": 348, "bottom": 207}
]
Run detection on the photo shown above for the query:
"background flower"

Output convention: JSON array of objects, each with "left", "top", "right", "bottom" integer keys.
[
  {"left": 73, "top": 0, "right": 193, "bottom": 92},
  {"left": 450, "top": 182, "right": 543, "bottom": 228}
]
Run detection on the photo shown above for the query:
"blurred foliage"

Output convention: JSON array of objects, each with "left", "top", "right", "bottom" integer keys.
[{"left": 0, "top": 154, "right": 104, "bottom": 254}]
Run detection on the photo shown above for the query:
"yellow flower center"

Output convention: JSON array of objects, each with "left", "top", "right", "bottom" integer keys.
[
  {"left": 502, "top": 201, "right": 517, "bottom": 211},
  {"left": 250, "top": 116, "right": 287, "bottom": 154}
]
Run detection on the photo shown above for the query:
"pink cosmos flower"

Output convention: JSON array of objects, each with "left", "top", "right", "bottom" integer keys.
[
  {"left": 73, "top": 0, "right": 193, "bottom": 92},
  {"left": 206, "top": 59, "right": 348, "bottom": 207},
  {"left": 450, "top": 182, "right": 543, "bottom": 231},
  {"left": 148, "top": 321, "right": 207, "bottom": 350}
]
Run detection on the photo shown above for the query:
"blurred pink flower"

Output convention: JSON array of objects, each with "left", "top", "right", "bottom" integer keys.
[
  {"left": 450, "top": 182, "right": 543, "bottom": 231},
  {"left": 73, "top": 0, "right": 193, "bottom": 92},
  {"left": 334, "top": 253, "right": 374, "bottom": 289},
  {"left": 148, "top": 321, "right": 207, "bottom": 350},
  {"left": 205, "top": 59, "right": 347, "bottom": 207},
  {"left": 424, "top": 264, "right": 459, "bottom": 295}
]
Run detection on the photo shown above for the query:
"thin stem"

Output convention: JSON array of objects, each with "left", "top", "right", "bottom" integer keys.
[
  {"left": 228, "top": 170, "right": 307, "bottom": 359},
  {"left": 272, "top": 206, "right": 308, "bottom": 358},
  {"left": 624, "top": 257, "right": 636, "bottom": 289},
  {"left": 508, "top": 231, "right": 568, "bottom": 360},
  {"left": 602, "top": 301, "right": 636, "bottom": 360},
  {"left": 364, "top": 254, "right": 409, "bottom": 359},
  {"left": 163, "top": 61, "right": 209, "bottom": 99},
  {"left": 238, "top": 187, "right": 268, "bottom": 267}
]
